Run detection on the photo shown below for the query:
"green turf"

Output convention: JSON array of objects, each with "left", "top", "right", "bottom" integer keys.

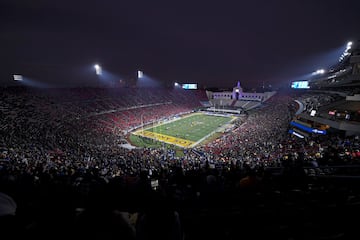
[
  {"left": 129, "top": 134, "right": 185, "bottom": 157},
  {"left": 129, "top": 134, "right": 179, "bottom": 149},
  {"left": 144, "top": 113, "right": 232, "bottom": 142}
]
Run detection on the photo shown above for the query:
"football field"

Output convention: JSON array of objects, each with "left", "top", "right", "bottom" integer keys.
[{"left": 132, "top": 113, "right": 234, "bottom": 148}]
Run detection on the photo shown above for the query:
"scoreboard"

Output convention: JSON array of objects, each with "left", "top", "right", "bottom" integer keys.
[{"left": 182, "top": 83, "right": 197, "bottom": 89}]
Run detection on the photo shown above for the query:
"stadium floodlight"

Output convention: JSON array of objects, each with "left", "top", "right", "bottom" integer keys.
[
  {"left": 13, "top": 74, "right": 23, "bottom": 81},
  {"left": 174, "top": 82, "right": 179, "bottom": 87},
  {"left": 347, "top": 41, "right": 353, "bottom": 46},
  {"left": 94, "top": 64, "right": 102, "bottom": 75},
  {"left": 312, "top": 69, "right": 325, "bottom": 75},
  {"left": 137, "top": 70, "right": 143, "bottom": 79}
]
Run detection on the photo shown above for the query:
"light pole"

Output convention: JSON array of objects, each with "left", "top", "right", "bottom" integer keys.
[
  {"left": 141, "top": 112, "right": 145, "bottom": 134},
  {"left": 140, "top": 112, "right": 147, "bottom": 146}
]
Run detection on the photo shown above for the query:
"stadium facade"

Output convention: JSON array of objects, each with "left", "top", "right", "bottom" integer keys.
[{"left": 204, "top": 81, "right": 276, "bottom": 114}]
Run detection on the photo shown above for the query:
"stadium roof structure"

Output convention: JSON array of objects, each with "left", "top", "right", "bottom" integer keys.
[{"left": 309, "top": 40, "right": 360, "bottom": 88}]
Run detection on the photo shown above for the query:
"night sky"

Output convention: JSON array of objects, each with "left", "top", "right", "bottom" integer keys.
[{"left": 1, "top": 0, "right": 360, "bottom": 88}]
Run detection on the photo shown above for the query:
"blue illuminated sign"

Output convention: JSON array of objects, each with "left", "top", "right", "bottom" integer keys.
[
  {"left": 182, "top": 84, "right": 197, "bottom": 89},
  {"left": 290, "top": 121, "right": 326, "bottom": 135},
  {"left": 291, "top": 81, "right": 310, "bottom": 89}
]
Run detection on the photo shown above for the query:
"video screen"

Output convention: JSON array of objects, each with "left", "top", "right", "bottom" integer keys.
[
  {"left": 182, "top": 84, "right": 197, "bottom": 89},
  {"left": 291, "top": 81, "right": 310, "bottom": 89}
]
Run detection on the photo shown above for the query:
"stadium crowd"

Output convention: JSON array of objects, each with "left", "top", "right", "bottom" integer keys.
[
  {"left": 296, "top": 93, "right": 342, "bottom": 115},
  {"left": 1, "top": 87, "right": 360, "bottom": 239}
]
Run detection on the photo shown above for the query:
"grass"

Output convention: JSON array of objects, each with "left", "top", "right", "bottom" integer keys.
[
  {"left": 200, "top": 132, "right": 224, "bottom": 145},
  {"left": 129, "top": 134, "right": 179, "bottom": 149},
  {"left": 129, "top": 134, "right": 185, "bottom": 157},
  {"left": 130, "top": 113, "right": 233, "bottom": 148}
]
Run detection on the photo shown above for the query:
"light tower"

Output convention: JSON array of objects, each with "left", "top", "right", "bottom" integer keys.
[
  {"left": 137, "top": 70, "right": 143, "bottom": 79},
  {"left": 94, "top": 64, "right": 102, "bottom": 75}
]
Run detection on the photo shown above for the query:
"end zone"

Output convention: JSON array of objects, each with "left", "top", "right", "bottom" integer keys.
[{"left": 133, "top": 130, "right": 195, "bottom": 148}]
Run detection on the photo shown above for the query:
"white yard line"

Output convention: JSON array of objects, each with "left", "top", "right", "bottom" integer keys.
[
  {"left": 134, "top": 112, "right": 236, "bottom": 148},
  {"left": 190, "top": 117, "right": 236, "bottom": 148}
]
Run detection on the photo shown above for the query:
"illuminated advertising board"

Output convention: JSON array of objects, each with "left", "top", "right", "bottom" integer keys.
[
  {"left": 291, "top": 81, "right": 310, "bottom": 89},
  {"left": 182, "top": 84, "right": 197, "bottom": 89},
  {"left": 290, "top": 121, "right": 326, "bottom": 135}
]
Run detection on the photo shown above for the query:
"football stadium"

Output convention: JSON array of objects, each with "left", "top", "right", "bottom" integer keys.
[
  {"left": 1, "top": 2, "right": 360, "bottom": 239},
  {"left": 1, "top": 39, "right": 360, "bottom": 238}
]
